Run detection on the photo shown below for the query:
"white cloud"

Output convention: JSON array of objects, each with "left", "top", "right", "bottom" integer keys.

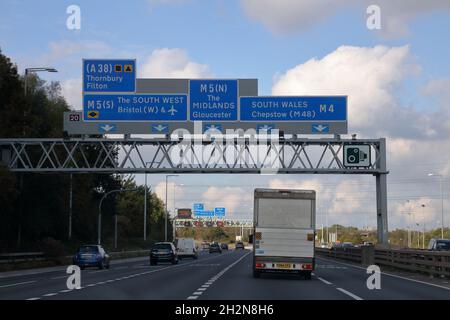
[
  {"left": 139, "top": 48, "right": 212, "bottom": 78},
  {"left": 240, "top": 0, "right": 450, "bottom": 37},
  {"left": 422, "top": 77, "right": 450, "bottom": 106},
  {"left": 270, "top": 44, "right": 450, "bottom": 230},
  {"left": 43, "top": 40, "right": 111, "bottom": 63},
  {"left": 271, "top": 45, "right": 450, "bottom": 139},
  {"left": 200, "top": 186, "right": 252, "bottom": 218},
  {"left": 153, "top": 181, "right": 185, "bottom": 217},
  {"left": 61, "top": 78, "right": 82, "bottom": 110}
]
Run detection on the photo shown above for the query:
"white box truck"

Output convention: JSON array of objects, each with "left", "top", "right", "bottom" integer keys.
[{"left": 253, "top": 188, "right": 316, "bottom": 279}]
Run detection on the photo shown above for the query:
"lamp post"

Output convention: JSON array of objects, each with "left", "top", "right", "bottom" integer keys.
[
  {"left": 24, "top": 67, "right": 58, "bottom": 94},
  {"left": 23, "top": 67, "right": 58, "bottom": 137},
  {"left": 98, "top": 188, "right": 139, "bottom": 245},
  {"left": 421, "top": 204, "right": 426, "bottom": 249},
  {"left": 165, "top": 175, "right": 179, "bottom": 242},
  {"left": 428, "top": 173, "right": 445, "bottom": 239},
  {"left": 144, "top": 162, "right": 153, "bottom": 242}
]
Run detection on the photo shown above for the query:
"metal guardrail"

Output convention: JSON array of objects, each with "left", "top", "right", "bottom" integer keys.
[
  {"left": 0, "top": 250, "right": 149, "bottom": 264},
  {"left": 0, "top": 252, "right": 45, "bottom": 264},
  {"left": 316, "top": 247, "right": 450, "bottom": 278}
]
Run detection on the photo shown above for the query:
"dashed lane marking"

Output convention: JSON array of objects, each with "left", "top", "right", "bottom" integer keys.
[
  {"left": 26, "top": 250, "right": 239, "bottom": 300},
  {"left": 186, "top": 251, "right": 251, "bottom": 300},
  {"left": 337, "top": 287, "right": 363, "bottom": 300},
  {"left": 0, "top": 280, "right": 37, "bottom": 288}
]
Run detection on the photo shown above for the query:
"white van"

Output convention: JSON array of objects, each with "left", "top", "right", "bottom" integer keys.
[{"left": 176, "top": 238, "right": 198, "bottom": 259}]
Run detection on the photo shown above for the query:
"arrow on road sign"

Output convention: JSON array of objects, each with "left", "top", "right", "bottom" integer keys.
[
  {"left": 312, "top": 124, "right": 330, "bottom": 133},
  {"left": 257, "top": 124, "right": 275, "bottom": 132},
  {"left": 98, "top": 124, "right": 117, "bottom": 133},
  {"left": 151, "top": 124, "right": 169, "bottom": 134},
  {"left": 203, "top": 124, "right": 222, "bottom": 133}
]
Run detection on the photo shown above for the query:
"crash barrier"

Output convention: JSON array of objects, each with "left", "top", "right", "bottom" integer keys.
[{"left": 316, "top": 247, "right": 450, "bottom": 278}]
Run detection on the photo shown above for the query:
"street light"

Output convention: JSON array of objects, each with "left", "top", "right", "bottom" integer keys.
[
  {"left": 98, "top": 188, "right": 139, "bottom": 245},
  {"left": 165, "top": 175, "right": 179, "bottom": 241},
  {"left": 173, "top": 183, "right": 184, "bottom": 240},
  {"left": 421, "top": 204, "right": 426, "bottom": 249},
  {"left": 24, "top": 67, "right": 58, "bottom": 94},
  {"left": 143, "top": 162, "right": 153, "bottom": 242},
  {"left": 428, "top": 173, "right": 445, "bottom": 239}
]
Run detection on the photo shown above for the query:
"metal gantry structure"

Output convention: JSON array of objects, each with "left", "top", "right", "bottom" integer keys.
[{"left": 0, "top": 136, "right": 388, "bottom": 244}]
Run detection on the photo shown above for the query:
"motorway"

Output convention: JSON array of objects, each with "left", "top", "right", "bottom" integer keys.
[{"left": 1, "top": 249, "right": 450, "bottom": 300}]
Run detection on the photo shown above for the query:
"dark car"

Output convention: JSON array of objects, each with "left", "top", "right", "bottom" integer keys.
[
  {"left": 209, "top": 242, "right": 222, "bottom": 253},
  {"left": 73, "top": 245, "right": 110, "bottom": 270},
  {"left": 150, "top": 242, "right": 178, "bottom": 265},
  {"left": 428, "top": 239, "right": 450, "bottom": 251},
  {"left": 235, "top": 241, "right": 245, "bottom": 250},
  {"left": 220, "top": 243, "right": 229, "bottom": 250}
]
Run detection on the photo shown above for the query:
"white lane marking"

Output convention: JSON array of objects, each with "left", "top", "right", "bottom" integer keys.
[
  {"left": 43, "top": 293, "right": 58, "bottom": 297},
  {"left": 26, "top": 297, "right": 41, "bottom": 301},
  {"left": 198, "top": 288, "right": 207, "bottom": 291},
  {"left": 317, "top": 256, "right": 450, "bottom": 292},
  {"left": 187, "top": 296, "right": 198, "bottom": 300},
  {"left": 318, "top": 277, "right": 332, "bottom": 285},
  {"left": 186, "top": 251, "right": 251, "bottom": 300},
  {"left": 59, "top": 289, "right": 71, "bottom": 293},
  {"left": 30, "top": 250, "right": 238, "bottom": 300},
  {"left": 201, "top": 285, "right": 210, "bottom": 288},
  {"left": 337, "top": 287, "right": 363, "bottom": 300},
  {"left": 0, "top": 280, "right": 37, "bottom": 288}
]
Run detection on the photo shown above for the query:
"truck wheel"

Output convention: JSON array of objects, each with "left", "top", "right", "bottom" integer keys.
[
  {"left": 304, "top": 271, "right": 312, "bottom": 280},
  {"left": 253, "top": 270, "right": 261, "bottom": 278}
]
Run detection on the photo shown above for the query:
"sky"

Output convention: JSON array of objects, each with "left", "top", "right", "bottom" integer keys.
[{"left": 1, "top": 0, "right": 450, "bottom": 232}]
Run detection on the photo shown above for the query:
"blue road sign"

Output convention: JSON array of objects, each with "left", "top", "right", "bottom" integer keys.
[
  {"left": 193, "top": 203, "right": 204, "bottom": 211},
  {"left": 151, "top": 124, "right": 169, "bottom": 134},
  {"left": 190, "top": 80, "right": 238, "bottom": 121},
  {"left": 312, "top": 123, "right": 330, "bottom": 133},
  {"left": 257, "top": 123, "right": 276, "bottom": 133},
  {"left": 240, "top": 96, "right": 347, "bottom": 122},
  {"left": 83, "top": 59, "right": 136, "bottom": 92},
  {"left": 214, "top": 207, "right": 226, "bottom": 217},
  {"left": 98, "top": 123, "right": 117, "bottom": 133},
  {"left": 203, "top": 123, "right": 222, "bottom": 133},
  {"left": 83, "top": 94, "right": 188, "bottom": 121},
  {"left": 194, "top": 210, "right": 214, "bottom": 217}
]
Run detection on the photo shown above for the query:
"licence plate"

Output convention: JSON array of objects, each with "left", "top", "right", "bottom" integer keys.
[{"left": 276, "top": 263, "right": 291, "bottom": 269}]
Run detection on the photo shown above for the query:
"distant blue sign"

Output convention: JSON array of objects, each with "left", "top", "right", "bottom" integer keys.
[
  {"left": 240, "top": 96, "right": 347, "bottom": 122},
  {"left": 193, "top": 203, "right": 204, "bottom": 211},
  {"left": 190, "top": 80, "right": 238, "bottom": 121},
  {"left": 312, "top": 123, "right": 330, "bottom": 133},
  {"left": 194, "top": 210, "right": 214, "bottom": 217},
  {"left": 214, "top": 207, "right": 226, "bottom": 217},
  {"left": 83, "top": 59, "right": 136, "bottom": 92},
  {"left": 83, "top": 94, "right": 187, "bottom": 121}
]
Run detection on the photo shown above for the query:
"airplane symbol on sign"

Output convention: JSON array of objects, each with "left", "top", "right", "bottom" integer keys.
[{"left": 168, "top": 106, "right": 177, "bottom": 116}]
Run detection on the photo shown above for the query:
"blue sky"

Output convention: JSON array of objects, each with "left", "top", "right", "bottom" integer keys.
[{"left": 1, "top": 0, "right": 450, "bottom": 230}]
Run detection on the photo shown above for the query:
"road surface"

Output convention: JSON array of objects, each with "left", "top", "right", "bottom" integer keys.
[{"left": 1, "top": 250, "right": 450, "bottom": 300}]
